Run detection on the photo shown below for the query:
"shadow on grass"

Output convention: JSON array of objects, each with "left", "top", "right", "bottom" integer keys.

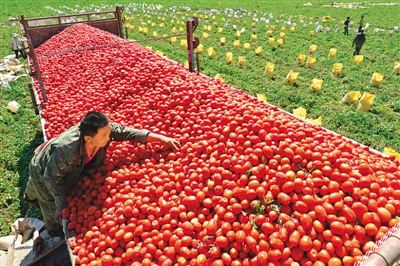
[{"left": 17, "top": 131, "right": 44, "bottom": 219}]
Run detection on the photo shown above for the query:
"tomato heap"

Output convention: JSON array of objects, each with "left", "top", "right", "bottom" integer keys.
[{"left": 33, "top": 24, "right": 400, "bottom": 266}]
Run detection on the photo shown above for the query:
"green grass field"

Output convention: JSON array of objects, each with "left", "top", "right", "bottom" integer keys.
[{"left": 0, "top": 0, "right": 399, "bottom": 237}]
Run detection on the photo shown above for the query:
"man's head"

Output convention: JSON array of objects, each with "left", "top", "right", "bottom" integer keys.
[
  {"left": 347, "top": 17, "right": 350, "bottom": 20},
  {"left": 80, "top": 112, "right": 111, "bottom": 147},
  {"left": 13, "top": 33, "right": 17, "bottom": 38}
]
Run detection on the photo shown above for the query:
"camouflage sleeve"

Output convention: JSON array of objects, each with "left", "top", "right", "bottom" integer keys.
[
  {"left": 110, "top": 123, "right": 150, "bottom": 144},
  {"left": 42, "top": 149, "right": 73, "bottom": 208}
]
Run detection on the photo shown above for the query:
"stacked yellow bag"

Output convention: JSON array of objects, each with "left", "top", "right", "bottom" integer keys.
[
  {"left": 293, "top": 107, "right": 307, "bottom": 119},
  {"left": 152, "top": 31, "right": 158, "bottom": 37},
  {"left": 277, "top": 39, "right": 284, "bottom": 47},
  {"left": 250, "top": 34, "right": 257, "bottom": 41},
  {"left": 214, "top": 74, "right": 224, "bottom": 82},
  {"left": 172, "top": 27, "right": 177, "bottom": 33},
  {"left": 266, "top": 30, "right": 273, "bottom": 36},
  {"left": 265, "top": 62, "right": 275, "bottom": 78},
  {"left": 143, "top": 28, "right": 149, "bottom": 35},
  {"left": 255, "top": 46, "right": 264, "bottom": 56},
  {"left": 180, "top": 39, "right": 187, "bottom": 48},
  {"left": 220, "top": 37, "right": 226, "bottom": 46},
  {"left": 280, "top": 32, "right": 286, "bottom": 39},
  {"left": 234, "top": 40, "right": 241, "bottom": 49},
  {"left": 268, "top": 38, "right": 275, "bottom": 46},
  {"left": 207, "top": 26, "right": 212, "bottom": 32},
  {"left": 271, "top": 25, "right": 276, "bottom": 30},
  {"left": 340, "top": 91, "right": 361, "bottom": 105},
  {"left": 306, "top": 57, "right": 316, "bottom": 69},
  {"left": 195, "top": 44, "right": 204, "bottom": 54},
  {"left": 208, "top": 47, "right": 216, "bottom": 59},
  {"left": 297, "top": 54, "right": 306, "bottom": 66},
  {"left": 354, "top": 55, "right": 363, "bottom": 65},
  {"left": 281, "top": 26, "right": 286, "bottom": 32},
  {"left": 236, "top": 31, "right": 241, "bottom": 37},
  {"left": 328, "top": 48, "right": 337, "bottom": 58},
  {"left": 310, "top": 31, "right": 315, "bottom": 36},
  {"left": 284, "top": 70, "right": 299, "bottom": 84},
  {"left": 370, "top": 72, "right": 384, "bottom": 87},
  {"left": 238, "top": 56, "right": 246, "bottom": 67},
  {"left": 179, "top": 27, "right": 185, "bottom": 33},
  {"left": 311, "top": 79, "right": 323, "bottom": 92},
  {"left": 244, "top": 43, "right": 251, "bottom": 51},
  {"left": 393, "top": 62, "right": 400, "bottom": 74},
  {"left": 383, "top": 148, "right": 400, "bottom": 160},
  {"left": 226, "top": 52, "right": 234, "bottom": 64},
  {"left": 171, "top": 36, "right": 177, "bottom": 44},
  {"left": 357, "top": 92, "right": 375, "bottom": 112},
  {"left": 218, "top": 27, "right": 223, "bottom": 33},
  {"left": 290, "top": 27, "right": 295, "bottom": 33},
  {"left": 309, "top": 45, "right": 317, "bottom": 54},
  {"left": 203, "top": 32, "right": 209, "bottom": 39},
  {"left": 332, "top": 63, "right": 343, "bottom": 76}
]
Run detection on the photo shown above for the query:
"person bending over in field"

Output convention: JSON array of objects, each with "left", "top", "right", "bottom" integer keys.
[
  {"left": 352, "top": 29, "right": 366, "bottom": 56},
  {"left": 24, "top": 111, "right": 181, "bottom": 237}
]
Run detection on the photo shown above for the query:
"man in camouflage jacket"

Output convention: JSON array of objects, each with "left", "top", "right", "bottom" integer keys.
[{"left": 24, "top": 112, "right": 180, "bottom": 237}]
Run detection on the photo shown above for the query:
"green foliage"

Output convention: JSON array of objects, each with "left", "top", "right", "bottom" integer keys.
[{"left": 0, "top": 0, "right": 399, "bottom": 236}]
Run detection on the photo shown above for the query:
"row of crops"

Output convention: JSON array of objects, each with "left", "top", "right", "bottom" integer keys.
[{"left": 31, "top": 20, "right": 400, "bottom": 266}]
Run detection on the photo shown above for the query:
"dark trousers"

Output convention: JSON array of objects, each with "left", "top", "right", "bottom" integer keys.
[
  {"left": 353, "top": 45, "right": 363, "bottom": 56},
  {"left": 344, "top": 26, "right": 349, "bottom": 35},
  {"left": 13, "top": 50, "right": 20, "bottom": 59}
]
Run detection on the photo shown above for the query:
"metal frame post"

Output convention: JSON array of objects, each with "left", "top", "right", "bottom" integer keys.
[{"left": 186, "top": 17, "right": 199, "bottom": 73}]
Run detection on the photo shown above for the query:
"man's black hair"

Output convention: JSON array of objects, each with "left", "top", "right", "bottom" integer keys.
[{"left": 79, "top": 111, "right": 109, "bottom": 137}]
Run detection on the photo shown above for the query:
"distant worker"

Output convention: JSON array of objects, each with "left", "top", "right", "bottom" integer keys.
[
  {"left": 344, "top": 17, "right": 350, "bottom": 35},
  {"left": 352, "top": 29, "right": 366, "bottom": 56},
  {"left": 359, "top": 15, "right": 364, "bottom": 32},
  {"left": 10, "top": 33, "right": 23, "bottom": 59}
]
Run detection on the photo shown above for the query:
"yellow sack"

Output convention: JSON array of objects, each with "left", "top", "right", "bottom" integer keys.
[
  {"left": 332, "top": 63, "right": 343, "bottom": 75},
  {"left": 271, "top": 25, "right": 276, "bottom": 30},
  {"left": 255, "top": 46, "right": 264, "bottom": 56},
  {"left": 238, "top": 56, "right": 246, "bottom": 67},
  {"left": 290, "top": 27, "right": 295, "bottom": 33},
  {"left": 138, "top": 26, "right": 144, "bottom": 33},
  {"left": 215, "top": 74, "right": 224, "bottom": 82},
  {"left": 244, "top": 21, "right": 248, "bottom": 26},
  {"left": 328, "top": 48, "right": 337, "bottom": 58},
  {"left": 306, "top": 57, "right": 316, "bottom": 69},
  {"left": 162, "top": 17, "right": 165, "bottom": 22},
  {"left": 218, "top": 27, "right": 223, "bottom": 33},
  {"left": 226, "top": 52, "right": 234, "bottom": 64},
  {"left": 309, "top": 45, "right": 317, "bottom": 54},
  {"left": 252, "top": 22, "right": 256, "bottom": 27},
  {"left": 244, "top": 43, "right": 251, "bottom": 51},
  {"left": 265, "top": 25, "right": 270, "bottom": 29},
  {"left": 293, "top": 107, "right": 307, "bottom": 119},
  {"left": 266, "top": 30, "right": 273, "bottom": 37},
  {"left": 354, "top": 55, "right": 364, "bottom": 65},
  {"left": 311, "top": 79, "right": 323, "bottom": 92},
  {"left": 208, "top": 47, "right": 216, "bottom": 59},
  {"left": 162, "top": 34, "right": 168, "bottom": 41},
  {"left": 357, "top": 92, "right": 375, "bottom": 112},
  {"left": 203, "top": 32, "right": 209, "bottom": 39},
  {"left": 234, "top": 40, "right": 240, "bottom": 49},
  {"left": 145, "top": 46, "right": 152, "bottom": 51},
  {"left": 155, "top": 50, "right": 163, "bottom": 56},
  {"left": 170, "top": 19, "right": 175, "bottom": 24},
  {"left": 393, "top": 62, "right": 400, "bottom": 74},
  {"left": 184, "top": 60, "right": 189, "bottom": 68},
  {"left": 265, "top": 62, "right": 275, "bottom": 78},
  {"left": 151, "top": 22, "right": 157, "bottom": 28},
  {"left": 310, "top": 31, "right": 315, "bottom": 37},
  {"left": 383, "top": 148, "right": 400, "bottom": 160},
  {"left": 179, "top": 27, "right": 185, "bottom": 33},
  {"left": 257, "top": 94, "right": 267, "bottom": 102},
  {"left": 159, "top": 23, "right": 165, "bottom": 28},
  {"left": 203, "top": 25, "right": 207, "bottom": 31},
  {"left": 207, "top": 26, "right": 212, "bottom": 32},
  {"left": 236, "top": 31, "right": 241, "bottom": 37},
  {"left": 213, "top": 22, "right": 217, "bottom": 27},
  {"left": 340, "top": 91, "right": 361, "bottom": 105},
  {"left": 172, "top": 27, "right": 177, "bottom": 33},
  {"left": 309, "top": 17, "right": 314, "bottom": 21},
  {"left": 212, "top": 15, "right": 216, "bottom": 20},
  {"left": 284, "top": 70, "right": 299, "bottom": 84},
  {"left": 277, "top": 39, "right": 284, "bottom": 47},
  {"left": 152, "top": 31, "right": 158, "bottom": 37},
  {"left": 306, "top": 116, "right": 322, "bottom": 125},
  {"left": 297, "top": 54, "right": 306, "bottom": 66},
  {"left": 195, "top": 44, "right": 204, "bottom": 54},
  {"left": 180, "top": 39, "right": 187, "bottom": 48},
  {"left": 268, "top": 38, "right": 275, "bottom": 46},
  {"left": 280, "top": 32, "right": 286, "bottom": 39},
  {"left": 221, "top": 18, "right": 226, "bottom": 22},
  {"left": 250, "top": 34, "right": 257, "bottom": 41},
  {"left": 370, "top": 72, "right": 384, "bottom": 87},
  {"left": 171, "top": 36, "right": 177, "bottom": 44},
  {"left": 220, "top": 37, "right": 226, "bottom": 46},
  {"left": 281, "top": 26, "right": 286, "bottom": 32}
]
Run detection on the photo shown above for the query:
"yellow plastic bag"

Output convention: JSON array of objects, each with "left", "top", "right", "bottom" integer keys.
[
  {"left": 238, "top": 56, "right": 246, "bottom": 67},
  {"left": 138, "top": 26, "right": 143, "bottom": 33},
  {"left": 357, "top": 92, "right": 375, "bottom": 112},
  {"left": 179, "top": 27, "right": 185, "bottom": 33},
  {"left": 202, "top": 25, "right": 207, "bottom": 31},
  {"left": 311, "top": 79, "right": 323, "bottom": 92},
  {"left": 265, "top": 62, "right": 275, "bottom": 78},
  {"left": 383, "top": 148, "right": 400, "bottom": 160},
  {"left": 207, "top": 25, "right": 212, "bottom": 32},
  {"left": 214, "top": 74, "right": 224, "bottom": 82},
  {"left": 310, "top": 31, "right": 315, "bottom": 37},
  {"left": 280, "top": 32, "right": 286, "bottom": 39},
  {"left": 370, "top": 72, "right": 384, "bottom": 87},
  {"left": 284, "top": 70, "right": 299, "bottom": 84},
  {"left": 340, "top": 91, "right": 361, "bottom": 105},
  {"left": 171, "top": 36, "right": 177, "bottom": 44},
  {"left": 281, "top": 26, "right": 286, "bottom": 32},
  {"left": 172, "top": 27, "right": 177, "bottom": 33},
  {"left": 394, "top": 63, "right": 400, "bottom": 75},
  {"left": 234, "top": 40, "right": 240, "bottom": 49},
  {"left": 208, "top": 47, "right": 216, "bottom": 59},
  {"left": 277, "top": 39, "right": 283, "bottom": 47},
  {"left": 268, "top": 38, "right": 275, "bottom": 46},
  {"left": 162, "top": 34, "right": 168, "bottom": 41},
  {"left": 250, "top": 34, "right": 257, "bottom": 41},
  {"left": 252, "top": 22, "right": 256, "bottom": 27},
  {"left": 220, "top": 37, "right": 226, "bottom": 46},
  {"left": 218, "top": 27, "right": 223, "bottom": 33},
  {"left": 236, "top": 31, "right": 241, "bottom": 37},
  {"left": 265, "top": 25, "right": 270, "bottom": 29},
  {"left": 203, "top": 32, "right": 209, "bottom": 39},
  {"left": 152, "top": 31, "right": 158, "bottom": 37},
  {"left": 159, "top": 23, "right": 165, "bottom": 28},
  {"left": 243, "top": 43, "right": 251, "bottom": 51},
  {"left": 266, "top": 30, "right": 273, "bottom": 36},
  {"left": 293, "top": 107, "right": 307, "bottom": 119},
  {"left": 221, "top": 18, "right": 226, "bottom": 22},
  {"left": 332, "top": 63, "right": 343, "bottom": 75},
  {"left": 180, "top": 39, "right": 187, "bottom": 48},
  {"left": 257, "top": 94, "right": 267, "bottom": 102},
  {"left": 255, "top": 46, "right": 264, "bottom": 56},
  {"left": 213, "top": 22, "right": 217, "bottom": 27},
  {"left": 306, "top": 57, "right": 316, "bottom": 69},
  {"left": 297, "top": 54, "right": 306, "bottom": 66},
  {"left": 145, "top": 46, "right": 152, "bottom": 51},
  {"left": 306, "top": 116, "right": 322, "bottom": 125},
  {"left": 155, "top": 50, "right": 163, "bottom": 56},
  {"left": 271, "top": 25, "right": 276, "bottom": 30},
  {"left": 354, "top": 55, "right": 364, "bottom": 65},
  {"left": 184, "top": 60, "right": 189, "bottom": 68},
  {"left": 328, "top": 48, "right": 337, "bottom": 58},
  {"left": 309, "top": 45, "right": 317, "bottom": 54},
  {"left": 195, "top": 44, "right": 204, "bottom": 54},
  {"left": 290, "top": 27, "right": 295, "bottom": 33},
  {"left": 151, "top": 22, "right": 157, "bottom": 28},
  {"left": 226, "top": 52, "right": 234, "bottom": 64}
]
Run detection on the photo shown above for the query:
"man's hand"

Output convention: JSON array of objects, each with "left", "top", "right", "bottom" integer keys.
[
  {"left": 55, "top": 204, "right": 67, "bottom": 224},
  {"left": 161, "top": 136, "right": 182, "bottom": 150}
]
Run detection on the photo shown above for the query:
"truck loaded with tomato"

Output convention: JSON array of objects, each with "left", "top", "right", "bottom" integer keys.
[{"left": 24, "top": 111, "right": 181, "bottom": 238}]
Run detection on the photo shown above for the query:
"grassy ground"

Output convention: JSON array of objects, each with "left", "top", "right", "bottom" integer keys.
[{"left": 0, "top": 0, "right": 399, "bottom": 237}]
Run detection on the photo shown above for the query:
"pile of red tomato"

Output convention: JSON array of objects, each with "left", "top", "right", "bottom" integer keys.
[{"left": 34, "top": 23, "right": 400, "bottom": 266}]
